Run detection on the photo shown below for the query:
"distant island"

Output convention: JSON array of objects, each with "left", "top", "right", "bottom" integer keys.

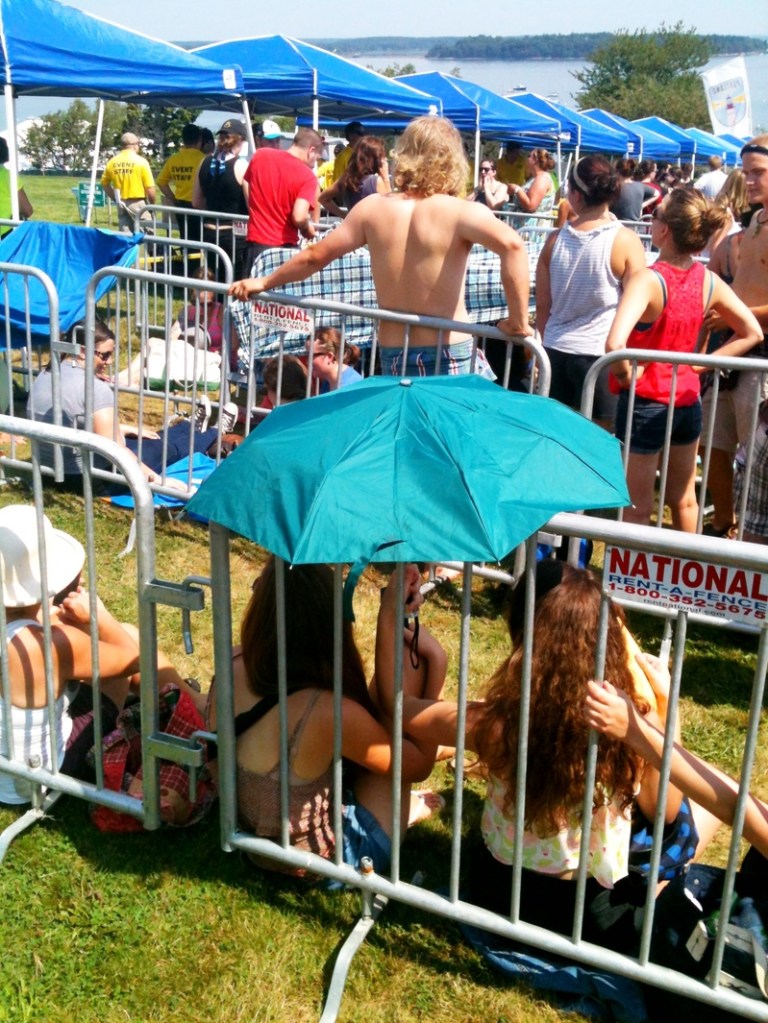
[
  {"left": 305, "top": 34, "right": 766, "bottom": 60},
  {"left": 178, "top": 35, "right": 766, "bottom": 59}
]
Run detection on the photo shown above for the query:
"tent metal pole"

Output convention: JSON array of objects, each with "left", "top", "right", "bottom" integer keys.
[
  {"left": 242, "top": 97, "right": 255, "bottom": 154},
  {"left": 4, "top": 85, "right": 19, "bottom": 220},
  {"left": 473, "top": 108, "right": 481, "bottom": 188},
  {"left": 86, "top": 99, "right": 105, "bottom": 228},
  {"left": 313, "top": 70, "right": 319, "bottom": 132}
]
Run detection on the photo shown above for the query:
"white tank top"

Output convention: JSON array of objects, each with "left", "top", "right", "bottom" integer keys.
[
  {"left": 0, "top": 619, "right": 73, "bottom": 804},
  {"left": 543, "top": 220, "right": 623, "bottom": 357}
]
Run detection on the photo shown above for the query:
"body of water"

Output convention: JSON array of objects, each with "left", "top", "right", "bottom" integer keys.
[
  {"left": 7, "top": 51, "right": 767, "bottom": 139},
  {"left": 362, "top": 51, "right": 768, "bottom": 134}
]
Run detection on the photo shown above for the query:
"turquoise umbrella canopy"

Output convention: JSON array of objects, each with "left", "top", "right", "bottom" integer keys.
[{"left": 188, "top": 376, "right": 629, "bottom": 565}]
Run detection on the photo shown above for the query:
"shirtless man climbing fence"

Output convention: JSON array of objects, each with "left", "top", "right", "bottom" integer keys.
[{"left": 229, "top": 116, "right": 533, "bottom": 375}]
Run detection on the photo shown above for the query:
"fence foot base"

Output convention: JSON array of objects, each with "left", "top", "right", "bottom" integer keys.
[
  {"left": 319, "top": 889, "right": 389, "bottom": 1023},
  {"left": 0, "top": 788, "right": 63, "bottom": 864}
]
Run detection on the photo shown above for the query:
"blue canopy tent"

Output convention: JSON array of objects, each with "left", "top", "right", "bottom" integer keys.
[
  {"left": 300, "top": 71, "right": 561, "bottom": 184},
  {"left": 583, "top": 109, "right": 681, "bottom": 161},
  {"left": 193, "top": 36, "right": 439, "bottom": 129},
  {"left": 510, "top": 93, "right": 629, "bottom": 156},
  {"left": 634, "top": 117, "right": 697, "bottom": 162},
  {"left": 720, "top": 132, "right": 749, "bottom": 151},
  {"left": 684, "top": 127, "right": 742, "bottom": 166},
  {"left": 0, "top": 0, "right": 244, "bottom": 221},
  {"left": 397, "top": 73, "right": 560, "bottom": 183}
]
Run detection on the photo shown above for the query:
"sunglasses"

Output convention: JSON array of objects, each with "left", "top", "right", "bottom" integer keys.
[
  {"left": 94, "top": 348, "right": 114, "bottom": 362},
  {"left": 651, "top": 207, "right": 665, "bottom": 222},
  {"left": 480, "top": 166, "right": 492, "bottom": 172}
]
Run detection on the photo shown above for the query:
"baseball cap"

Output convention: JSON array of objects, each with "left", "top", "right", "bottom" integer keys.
[
  {"left": 261, "top": 119, "right": 282, "bottom": 140},
  {"left": 121, "top": 132, "right": 139, "bottom": 146},
  {"left": 217, "top": 118, "right": 247, "bottom": 138}
]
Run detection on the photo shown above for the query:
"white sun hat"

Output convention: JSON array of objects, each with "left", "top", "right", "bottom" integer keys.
[{"left": 0, "top": 505, "right": 85, "bottom": 608}]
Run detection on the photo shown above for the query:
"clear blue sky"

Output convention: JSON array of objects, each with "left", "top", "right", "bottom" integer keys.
[{"left": 76, "top": 1, "right": 763, "bottom": 42}]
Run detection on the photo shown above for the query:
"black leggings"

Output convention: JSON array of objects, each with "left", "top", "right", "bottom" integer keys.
[{"left": 468, "top": 843, "right": 641, "bottom": 955}]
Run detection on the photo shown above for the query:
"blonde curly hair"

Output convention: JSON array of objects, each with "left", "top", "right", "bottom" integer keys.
[{"left": 393, "top": 116, "right": 468, "bottom": 198}]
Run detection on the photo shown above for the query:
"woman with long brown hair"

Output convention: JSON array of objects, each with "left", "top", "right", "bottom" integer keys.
[
  {"left": 205, "top": 558, "right": 446, "bottom": 878},
  {"left": 385, "top": 564, "right": 690, "bottom": 948},
  {"left": 319, "top": 135, "right": 390, "bottom": 218}
]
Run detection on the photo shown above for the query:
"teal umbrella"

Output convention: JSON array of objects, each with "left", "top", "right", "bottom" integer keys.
[{"left": 189, "top": 376, "right": 628, "bottom": 568}]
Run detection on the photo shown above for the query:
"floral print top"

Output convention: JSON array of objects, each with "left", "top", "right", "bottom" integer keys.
[{"left": 481, "top": 772, "right": 633, "bottom": 889}]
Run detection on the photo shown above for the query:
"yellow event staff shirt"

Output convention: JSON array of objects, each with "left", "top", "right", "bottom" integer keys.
[
  {"left": 495, "top": 153, "right": 527, "bottom": 188},
  {"left": 101, "top": 148, "right": 154, "bottom": 201},
  {"left": 331, "top": 144, "right": 353, "bottom": 183},
  {"left": 156, "top": 147, "right": 204, "bottom": 203}
]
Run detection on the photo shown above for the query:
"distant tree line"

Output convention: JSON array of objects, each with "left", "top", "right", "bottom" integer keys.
[
  {"left": 425, "top": 33, "right": 765, "bottom": 60},
  {"left": 310, "top": 37, "right": 459, "bottom": 55},
  {"left": 22, "top": 101, "right": 201, "bottom": 173}
]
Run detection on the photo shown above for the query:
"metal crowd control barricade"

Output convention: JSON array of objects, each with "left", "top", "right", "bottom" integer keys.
[
  {"left": 231, "top": 290, "right": 550, "bottom": 430},
  {"left": 0, "top": 262, "right": 62, "bottom": 479},
  {"left": 0, "top": 416, "right": 207, "bottom": 857},
  {"left": 131, "top": 232, "right": 233, "bottom": 336},
  {"left": 204, "top": 510, "right": 768, "bottom": 1022},
  {"left": 585, "top": 347, "right": 768, "bottom": 551},
  {"left": 144, "top": 205, "right": 247, "bottom": 277},
  {"left": 79, "top": 265, "right": 235, "bottom": 500}
]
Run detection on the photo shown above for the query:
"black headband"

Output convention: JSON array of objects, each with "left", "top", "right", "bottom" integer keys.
[{"left": 741, "top": 143, "right": 768, "bottom": 157}]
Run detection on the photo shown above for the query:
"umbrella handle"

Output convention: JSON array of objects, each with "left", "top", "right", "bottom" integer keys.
[{"left": 404, "top": 614, "right": 420, "bottom": 671}]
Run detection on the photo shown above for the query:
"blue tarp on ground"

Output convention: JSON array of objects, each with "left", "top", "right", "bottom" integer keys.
[
  {"left": 0, "top": 0, "right": 243, "bottom": 105},
  {"left": 194, "top": 35, "right": 437, "bottom": 120},
  {"left": 0, "top": 223, "right": 141, "bottom": 344},
  {"left": 511, "top": 93, "right": 629, "bottom": 153}
]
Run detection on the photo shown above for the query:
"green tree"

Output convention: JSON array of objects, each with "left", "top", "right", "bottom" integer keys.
[
  {"left": 573, "top": 22, "right": 714, "bottom": 128},
  {"left": 119, "top": 104, "right": 202, "bottom": 163},
  {"left": 22, "top": 99, "right": 98, "bottom": 171},
  {"left": 372, "top": 61, "right": 417, "bottom": 78}
]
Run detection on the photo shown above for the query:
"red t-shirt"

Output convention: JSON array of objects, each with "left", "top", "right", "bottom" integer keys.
[{"left": 244, "top": 149, "right": 318, "bottom": 246}]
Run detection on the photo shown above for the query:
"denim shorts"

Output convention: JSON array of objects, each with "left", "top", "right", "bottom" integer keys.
[
  {"left": 340, "top": 794, "right": 392, "bottom": 875},
  {"left": 615, "top": 393, "right": 702, "bottom": 455},
  {"left": 380, "top": 338, "right": 476, "bottom": 377}
]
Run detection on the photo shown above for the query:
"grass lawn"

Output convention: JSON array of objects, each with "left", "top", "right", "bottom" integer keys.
[
  {"left": 0, "top": 482, "right": 764, "bottom": 1022},
  {"left": 0, "top": 178, "right": 766, "bottom": 1021},
  {"left": 21, "top": 175, "right": 117, "bottom": 228}
]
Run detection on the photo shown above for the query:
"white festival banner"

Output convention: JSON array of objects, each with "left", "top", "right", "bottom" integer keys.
[
  {"left": 701, "top": 57, "right": 752, "bottom": 138},
  {"left": 603, "top": 546, "right": 768, "bottom": 628}
]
